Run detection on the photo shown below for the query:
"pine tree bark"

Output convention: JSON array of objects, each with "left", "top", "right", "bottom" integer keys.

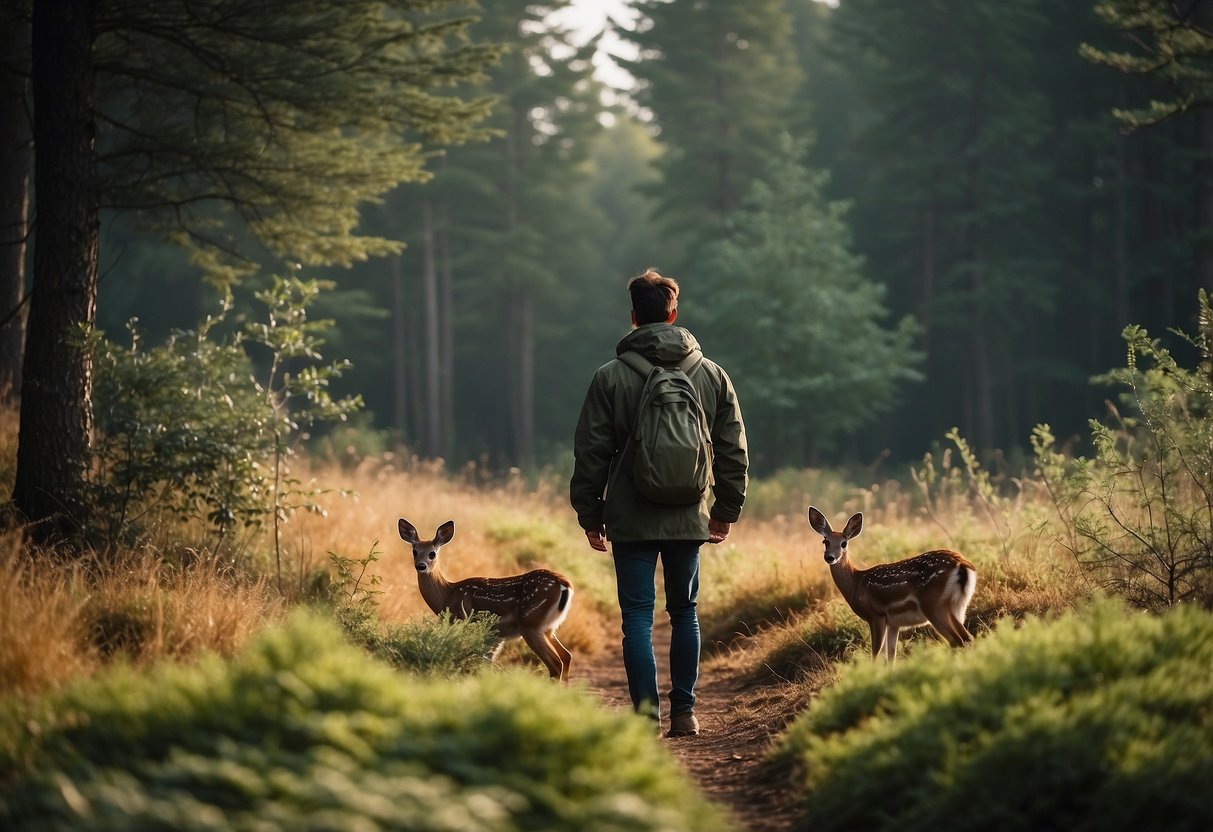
[
  {"left": 1195, "top": 110, "right": 1213, "bottom": 294},
  {"left": 919, "top": 190, "right": 937, "bottom": 353},
  {"left": 517, "top": 287, "right": 534, "bottom": 464},
  {"left": 965, "top": 65, "right": 995, "bottom": 452},
  {"left": 390, "top": 254, "right": 408, "bottom": 443},
  {"left": 1113, "top": 88, "right": 1130, "bottom": 330},
  {"left": 421, "top": 199, "right": 441, "bottom": 458},
  {"left": 0, "top": 7, "right": 31, "bottom": 402},
  {"left": 1196, "top": 1, "right": 1213, "bottom": 294},
  {"left": 438, "top": 207, "right": 454, "bottom": 459},
  {"left": 503, "top": 115, "right": 533, "bottom": 464},
  {"left": 12, "top": 0, "right": 99, "bottom": 537}
]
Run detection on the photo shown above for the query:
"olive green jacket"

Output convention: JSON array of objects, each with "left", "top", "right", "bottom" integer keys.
[{"left": 570, "top": 323, "right": 749, "bottom": 542}]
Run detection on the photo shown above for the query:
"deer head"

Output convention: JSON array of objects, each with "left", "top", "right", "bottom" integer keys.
[{"left": 398, "top": 518, "right": 455, "bottom": 574}]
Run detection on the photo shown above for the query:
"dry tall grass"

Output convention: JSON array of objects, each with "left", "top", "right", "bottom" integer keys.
[
  {"left": 0, "top": 534, "right": 94, "bottom": 694},
  {"left": 0, "top": 538, "right": 281, "bottom": 695},
  {"left": 1, "top": 401, "right": 1096, "bottom": 699},
  {"left": 267, "top": 454, "right": 616, "bottom": 657}
]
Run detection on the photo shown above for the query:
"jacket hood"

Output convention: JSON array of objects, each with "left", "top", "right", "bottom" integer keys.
[{"left": 616, "top": 323, "right": 700, "bottom": 365}]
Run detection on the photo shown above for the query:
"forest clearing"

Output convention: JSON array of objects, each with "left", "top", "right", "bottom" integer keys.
[
  {"left": 3, "top": 0, "right": 1213, "bottom": 829},
  {"left": 3, "top": 357, "right": 1212, "bottom": 830}
]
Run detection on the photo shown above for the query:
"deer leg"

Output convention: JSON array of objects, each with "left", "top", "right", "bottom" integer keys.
[
  {"left": 547, "top": 631, "right": 572, "bottom": 682},
  {"left": 521, "top": 628, "right": 563, "bottom": 680},
  {"left": 924, "top": 607, "right": 966, "bottom": 648},
  {"left": 868, "top": 617, "right": 887, "bottom": 660},
  {"left": 884, "top": 625, "right": 900, "bottom": 663},
  {"left": 948, "top": 611, "right": 974, "bottom": 646}
]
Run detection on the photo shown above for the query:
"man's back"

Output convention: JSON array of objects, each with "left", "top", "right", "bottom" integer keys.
[{"left": 570, "top": 322, "right": 748, "bottom": 543}]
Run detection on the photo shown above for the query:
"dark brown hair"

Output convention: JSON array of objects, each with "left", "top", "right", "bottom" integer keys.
[{"left": 627, "top": 268, "right": 680, "bottom": 325}]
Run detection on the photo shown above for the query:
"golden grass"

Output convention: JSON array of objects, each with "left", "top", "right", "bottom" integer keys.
[
  {"left": 700, "top": 485, "right": 1095, "bottom": 688},
  {"left": 280, "top": 454, "right": 615, "bottom": 657},
  {"left": 80, "top": 551, "right": 282, "bottom": 662},
  {"left": 0, "top": 412, "right": 1099, "bottom": 698},
  {"left": 0, "top": 534, "right": 94, "bottom": 694},
  {"left": 0, "top": 537, "right": 281, "bottom": 695}
]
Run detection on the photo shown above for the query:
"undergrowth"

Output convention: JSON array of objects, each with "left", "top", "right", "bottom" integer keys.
[
  {"left": 774, "top": 598, "right": 1213, "bottom": 832},
  {"left": 0, "top": 612, "right": 732, "bottom": 832}
]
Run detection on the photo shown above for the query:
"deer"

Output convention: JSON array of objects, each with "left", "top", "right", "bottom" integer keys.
[
  {"left": 397, "top": 518, "right": 574, "bottom": 681},
  {"left": 807, "top": 506, "right": 977, "bottom": 663}
]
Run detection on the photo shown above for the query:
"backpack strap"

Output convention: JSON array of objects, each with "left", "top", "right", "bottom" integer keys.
[
  {"left": 618, "top": 349, "right": 704, "bottom": 378},
  {"left": 618, "top": 350, "right": 655, "bottom": 378},
  {"left": 678, "top": 350, "right": 704, "bottom": 377}
]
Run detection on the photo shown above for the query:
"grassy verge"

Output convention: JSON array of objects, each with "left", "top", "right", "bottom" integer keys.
[
  {"left": 1, "top": 612, "right": 733, "bottom": 832},
  {"left": 773, "top": 599, "right": 1213, "bottom": 832}
]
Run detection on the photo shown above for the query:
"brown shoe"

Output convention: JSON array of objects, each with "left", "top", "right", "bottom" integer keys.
[{"left": 666, "top": 711, "right": 699, "bottom": 737}]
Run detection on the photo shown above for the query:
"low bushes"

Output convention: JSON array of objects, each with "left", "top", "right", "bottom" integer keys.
[
  {"left": 1, "top": 612, "right": 731, "bottom": 832},
  {"left": 337, "top": 606, "right": 503, "bottom": 676},
  {"left": 775, "top": 599, "right": 1213, "bottom": 832}
]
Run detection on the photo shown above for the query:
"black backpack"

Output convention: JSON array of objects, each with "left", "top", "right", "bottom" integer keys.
[{"left": 617, "top": 350, "right": 713, "bottom": 504}]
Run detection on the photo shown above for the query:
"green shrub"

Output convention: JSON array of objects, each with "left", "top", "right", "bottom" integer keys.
[
  {"left": 775, "top": 599, "right": 1213, "bottom": 832},
  {"left": 89, "top": 310, "right": 272, "bottom": 550},
  {"left": 1, "top": 612, "right": 730, "bottom": 832},
  {"left": 337, "top": 605, "right": 502, "bottom": 676},
  {"left": 1033, "top": 291, "right": 1213, "bottom": 609},
  {"left": 88, "top": 277, "right": 360, "bottom": 562},
  {"left": 379, "top": 612, "right": 503, "bottom": 676}
]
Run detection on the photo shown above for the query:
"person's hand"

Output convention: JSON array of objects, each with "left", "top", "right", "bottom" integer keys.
[
  {"left": 708, "top": 518, "right": 731, "bottom": 544},
  {"left": 585, "top": 526, "right": 608, "bottom": 552}
]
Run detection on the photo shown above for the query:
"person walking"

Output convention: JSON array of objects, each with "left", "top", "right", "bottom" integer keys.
[{"left": 571, "top": 268, "right": 748, "bottom": 737}]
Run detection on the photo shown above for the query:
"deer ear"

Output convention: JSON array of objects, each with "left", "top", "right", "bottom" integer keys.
[
  {"left": 843, "top": 512, "right": 863, "bottom": 540},
  {"left": 398, "top": 518, "right": 418, "bottom": 544},
  {"left": 436, "top": 520, "right": 455, "bottom": 545},
  {"left": 807, "top": 506, "right": 830, "bottom": 536}
]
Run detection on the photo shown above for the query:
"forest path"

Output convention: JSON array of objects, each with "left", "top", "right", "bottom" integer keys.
[{"left": 578, "top": 615, "right": 805, "bottom": 832}]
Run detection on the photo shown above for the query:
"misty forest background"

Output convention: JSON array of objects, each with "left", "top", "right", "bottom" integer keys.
[{"left": 4, "top": 0, "right": 1212, "bottom": 488}]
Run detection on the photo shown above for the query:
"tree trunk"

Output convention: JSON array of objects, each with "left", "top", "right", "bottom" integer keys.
[
  {"left": 1196, "top": 2, "right": 1213, "bottom": 294},
  {"left": 504, "top": 302, "right": 520, "bottom": 464},
  {"left": 517, "top": 287, "right": 534, "bottom": 464},
  {"left": 965, "top": 63, "right": 994, "bottom": 451},
  {"left": 503, "top": 113, "right": 533, "bottom": 465},
  {"left": 390, "top": 254, "right": 408, "bottom": 443},
  {"left": 421, "top": 200, "right": 441, "bottom": 458},
  {"left": 1140, "top": 130, "right": 1174, "bottom": 326},
  {"left": 1195, "top": 109, "right": 1213, "bottom": 295},
  {"left": 0, "top": 6, "right": 31, "bottom": 402},
  {"left": 712, "top": 34, "right": 735, "bottom": 223},
  {"left": 406, "top": 253, "right": 424, "bottom": 449},
  {"left": 438, "top": 206, "right": 454, "bottom": 460},
  {"left": 1113, "top": 87, "right": 1130, "bottom": 330},
  {"left": 919, "top": 188, "right": 937, "bottom": 353},
  {"left": 12, "top": 0, "right": 99, "bottom": 537},
  {"left": 970, "top": 252, "right": 995, "bottom": 451}
]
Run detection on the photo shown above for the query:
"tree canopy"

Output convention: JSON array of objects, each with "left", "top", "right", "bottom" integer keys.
[{"left": 6, "top": 0, "right": 500, "bottom": 534}]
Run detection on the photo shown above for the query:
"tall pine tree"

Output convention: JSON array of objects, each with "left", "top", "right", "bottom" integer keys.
[
  {"left": 618, "top": 0, "right": 801, "bottom": 254},
  {"left": 819, "top": 0, "right": 1055, "bottom": 453},
  {"left": 695, "top": 138, "right": 921, "bottom": 467},
  {"left": 7, "top": 0, "right": 498, "bottom": 538}
]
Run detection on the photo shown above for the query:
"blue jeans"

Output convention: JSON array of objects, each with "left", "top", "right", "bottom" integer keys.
[{"left": 612, "top": 540, "right": 701, "bottom": 719}]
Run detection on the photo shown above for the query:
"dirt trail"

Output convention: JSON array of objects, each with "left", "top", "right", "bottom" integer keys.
[{"left": 578, "top": 617, "right": 805, "bottom": 832}]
